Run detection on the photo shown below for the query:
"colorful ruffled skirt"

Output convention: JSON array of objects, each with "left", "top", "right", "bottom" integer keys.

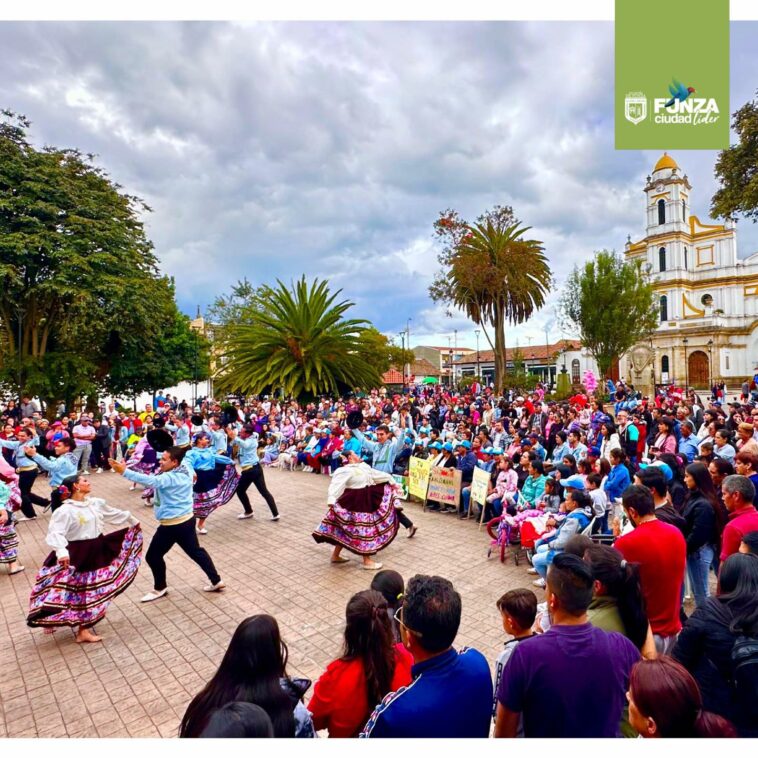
[
  {"left": 193, "top": 463, "right": 241, "bottom": 519},
  {"left": 0, "top": 516, "right": 19, "bottom": 563},
  {"left": 27, "top": 525, "right": 143, "bottom": 629},
  {"left": 127, "top": 452, "right": 158, "bottom": 500},
  {"left": 312, "top": 483, "right": 399, "bottom": 556}
]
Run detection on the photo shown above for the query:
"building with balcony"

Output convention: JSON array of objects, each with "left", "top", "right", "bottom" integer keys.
[
  {"left": 413, "top": 345, "right": 476, "bottom": 386},
  {"left": 620, "top": 153, "right": 758, "bottom": 388}
]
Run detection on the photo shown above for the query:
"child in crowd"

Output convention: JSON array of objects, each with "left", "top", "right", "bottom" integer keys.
[
  {"left": 587, "top": 473, "right": 610, "bottom": 534},
  {"left": 493, "top": 589, "right": 537, "bottom": 727}
]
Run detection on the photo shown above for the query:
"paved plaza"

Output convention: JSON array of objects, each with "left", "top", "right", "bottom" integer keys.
[{"left": 0, "top": 468, "right": 526, "bottom": 738}]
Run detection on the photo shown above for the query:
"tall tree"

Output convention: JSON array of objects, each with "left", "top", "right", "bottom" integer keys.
[
  {"left": 215, "top": 277, "right": 384, "bottom": 399},
  {"left": 0, "top": 110, "right": 161, "bottom": 408},
  {"left": 355, "top": 327, "right": 414, "bottom": 377},
  {"left": 711, "top": 90, "right": 758, "bottom": 221},
  {"left": 430, "top": 206, "right": 552, "bottom": 392},
  {"left": 106, "top": 278, "right": 211, "bottom": 401},
  {"left": 559, "top": 250, "right": 658, "bottom": 380}
]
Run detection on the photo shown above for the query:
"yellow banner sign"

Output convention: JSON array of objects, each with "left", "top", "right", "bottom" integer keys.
[
  {"left": 408, "top": 457, "right": 432, "bottom": 500},
  {"left": 470, "top": 467, "right": 490, "bottom": 506}
]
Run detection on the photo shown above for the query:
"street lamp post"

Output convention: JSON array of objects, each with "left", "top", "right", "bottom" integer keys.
[
  {"left": 683, "top": 337, "right": 689, "bottom": 389},
  {"left": 448, "top": 349, "right": 453, "bottom": 388},
  {"left": 400, "top": 332, "right": 406, "bottom": 388},
  {"left": 475, "top": 329, "right": 480, "bottom": 379}
]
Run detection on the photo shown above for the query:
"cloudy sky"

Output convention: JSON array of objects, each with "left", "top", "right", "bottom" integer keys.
[{"left": 1, "top": 21, "right": 756, "bottom": 353}]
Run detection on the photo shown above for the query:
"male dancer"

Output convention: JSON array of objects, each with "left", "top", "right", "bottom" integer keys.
[
  {"left": 109, "top": 446, "right": 224, "bottom": 601},
  {"left": 25, "top": 438, "right": 78, "bottom": 512},
  {"left": 0, "top": 427, "right": 50, "bottom": 519},
  {"left": 229, "top": 425, "right": 280, "bottom": 521},
  {"left": 352, "top": 422, "right": 418, "bottom": 538}
]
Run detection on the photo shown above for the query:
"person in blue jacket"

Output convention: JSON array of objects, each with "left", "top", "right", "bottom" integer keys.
[
  {"left": 604, "top": 448, "right": 632, "bottom": 505},
  {"left": 360, "top": 574, "right": 493, "bottom": 738}
]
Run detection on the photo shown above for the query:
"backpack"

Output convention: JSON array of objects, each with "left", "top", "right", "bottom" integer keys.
[{"left": 731, "top": 633, "right": 758, "bottom": 719}]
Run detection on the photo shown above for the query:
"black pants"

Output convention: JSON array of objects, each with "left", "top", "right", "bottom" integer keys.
[
  {"left": 237, "top": 465, "right": 279, "bottom": 517},
  {"left": 396, "top": 509, "right": 413, "bottom": 529},
  {"left": 91, "top": 440, "right": 111, "bottom": 470},
  {"left": 146, "top": 518, "right": 221, "bottom": 591},
  {"left": 17, "top": 470, "right": 50, "bottom": 518},
  {"left": 50, "top": 489, "right": 64, "bottom": 512}
]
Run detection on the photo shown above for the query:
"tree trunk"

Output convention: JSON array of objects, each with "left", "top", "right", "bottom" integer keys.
[{"left": 494, "top": 308, "right": 506, "bottom": 393}]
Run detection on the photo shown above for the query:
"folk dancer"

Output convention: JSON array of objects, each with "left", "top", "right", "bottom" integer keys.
[
  {"left": 0, "top": 472, "right": 25, "bottom": 575},
  {"left": 0, "top": 427, "right": 50, "bottom": 520},
  {"left": 26, "top": 474, "right": 142, "bottom": 643},
  {"left": 352, "top": 422, "right": 417, "bottom": 538},
  {"left": 25, "top": 438, "right": 78, "bottom": 512},
  {"left": 109, "top": 446, "right": 224, "bottom": 601},
  {"left": 312, "top": 450, "right": 401, "bottom": 570},
  {"left": 229, "top": 425, "right": 280, "bottom": 521},
  {"left": 184, "top": 432, "right": 240, "bottom": 534}
]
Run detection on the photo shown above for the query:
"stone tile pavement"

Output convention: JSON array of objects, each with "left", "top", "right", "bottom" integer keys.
[{"left": 0, "top": 467, "right": 531, "bottom": 737}]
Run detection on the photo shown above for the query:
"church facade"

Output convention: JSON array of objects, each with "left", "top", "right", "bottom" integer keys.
[{"left": 620, "top": 153, "right": 758, "bottom": 390}]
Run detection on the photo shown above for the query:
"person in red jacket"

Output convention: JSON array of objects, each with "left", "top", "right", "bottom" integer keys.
[
  {"left": 720, "top": 475, "right": 758, "bottom": 561},
  {"left": 613, "top": 485, "right": 686, "bottom": 655},
  {"left": 308, "top": 589, "right": 412, "bottom": 737}
]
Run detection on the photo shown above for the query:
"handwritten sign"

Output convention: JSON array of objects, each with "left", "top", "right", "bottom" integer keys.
[
  {"left": 470, "top": 467, "right": 490, "bottom": 506},
  {"left": 408, "top": 457, "right": 432, "bottom": 500},
  {"left": 427, "top": 467, "right": 462, "bottom": 506}
]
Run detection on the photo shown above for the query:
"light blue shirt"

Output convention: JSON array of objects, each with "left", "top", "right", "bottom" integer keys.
[
  {"left": 166, "top": 422, "right": 190, "bottom": 446},
  {"left": 183, "top": 447, "right": 233, "bottom": 472},
  {"left": 32, "top": 452, "right": 78, "bottom": 489},
  {"left": 211, "top": 429, "right": 228, "bottom": 454},
  {"left": 0, "top": 436, "right": 40, "bottom": 468},
  {"left": 232, "top": 435, "right": 260, "bottom": 467},
  {"left": 678, "top": 434, "right": 699, "bottom": 464},
  {"left": 353, "top": 428, "right": 409, "bottom": 474},
  {"left": 123, "top": 465, "right": 194, "bottom": 521}
]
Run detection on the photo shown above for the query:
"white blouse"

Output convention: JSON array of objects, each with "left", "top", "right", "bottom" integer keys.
[
  {"left": 46, "top": 497, "right": 139, "bottom": 559},
  {"left": 327, "top": 463, "right": 395, "bottom": 505}
]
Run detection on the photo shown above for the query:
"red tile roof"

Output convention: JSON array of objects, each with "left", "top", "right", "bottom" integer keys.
[
  {"left": 453, "top": 340, "right": 582, "bottom": 364},
  {"left": 382, "top": 369, "right": 405, "bottom": 384}
]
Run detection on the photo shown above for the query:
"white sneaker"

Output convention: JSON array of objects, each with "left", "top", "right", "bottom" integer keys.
[
  {"left": 81, "top": 470, "right": 90, "bottom": 475},
  {"left": 95, "top": 468, "right": 103, "bottom": 474},
  {"left": 270, "top": 515, "right": 280, "bottom": 521},
  {"left": 203, "top": 581, "right": 225, "bottom": 592},
  {"left": 526, "top": 568, "right": 538, "bottom": 575},
  {"left": 141, "top": 588, "right": 169, "bottom": 602},
  {"left": 532, "top": 578, "right": 546, "bottom": 588},
  {"left": 238, "top": 512, "right": 254, "bottom": 520},
  {"left": 196, "top": 527, "right": 208, "bottom": 535}
]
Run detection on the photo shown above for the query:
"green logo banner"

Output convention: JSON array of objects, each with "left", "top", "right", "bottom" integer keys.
[{"left": 615, "top": 0, "right": 729, "bottom": 149}]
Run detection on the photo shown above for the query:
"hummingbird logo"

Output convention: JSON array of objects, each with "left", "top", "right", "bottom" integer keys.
[{"left": 665, "top": 79, "right": 695, "bottom": 108}]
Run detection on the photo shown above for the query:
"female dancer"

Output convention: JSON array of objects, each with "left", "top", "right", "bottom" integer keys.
[
  {"left": 126, "top": 431, "right": 159, "bottom": 503},
  {"left": 185, "top": 432, "right": 240, "bottom": 534},
  {"left": 312, "top": 450, "right": 400, "bottom": 570},
  {"left": 0, "top": 471, "right": 24, "bottom": 575},
  {"left": 27, "top": 474, "right": 142, "bottom": 643}
]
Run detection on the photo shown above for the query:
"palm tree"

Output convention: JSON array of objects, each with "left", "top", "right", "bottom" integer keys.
[
  {"left": 448, "top": 222, "right": 551, "bottom": 392},
  {"left": 215, "top": 277, "right": 382, "bottom": 399}
]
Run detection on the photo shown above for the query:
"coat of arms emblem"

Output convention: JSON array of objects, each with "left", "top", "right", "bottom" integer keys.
[{"left": 624, "top": 92, "right": 648, "bottom": 125}]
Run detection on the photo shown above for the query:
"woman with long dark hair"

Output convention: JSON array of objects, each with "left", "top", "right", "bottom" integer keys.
[
  {"left": 583, "top": 544, "right": 654, "bottom": 655},
  {"left": 180, "top": 615, "right": 314, "bottom": 738},
  {"left": 673, "top": 553, "right": 758, "bottom": 736},
  {"left": 370, "top": 569, "right": 405, "bottom": 643},
  {"left": 308, "top": 590, "right": 413, "bottom": 737},
  {"left": 627, "top": 657, "right": 736, "bottom": 737},
  {"left": 682, "top": 462, "right": 724, "bottom": 606},
  {"left": 658, "top": 453, "right": 687, "bottom": 512}
]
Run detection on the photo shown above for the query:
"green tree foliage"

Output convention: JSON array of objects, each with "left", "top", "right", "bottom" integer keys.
[
  {"left": 214, "top": 277, "right": 384, "bottom": 399},
  {"left": 430, "top": 206, "right": 552, "bottom": 392},
  {"left": 559, "top": 250, "right": 658, "bottom": 379},
  {"left": 712, "top": 91, "right": 758, "bottom": 221},
  {"left": 0, "top": 110, "right": 172, "bottom": 408},
  {"left": 206, "top": 277, "right": 265, "bottom": 330},
  {"left": 106, "top": 278, "right": 211, "bottom": 399},
  {"left": 355, "top": 327, "right": 414, "bottom": 377}
]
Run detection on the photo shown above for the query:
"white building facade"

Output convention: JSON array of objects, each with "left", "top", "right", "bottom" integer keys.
[{"left": 620, "top": 153, "right": 758, "bottom": 388}]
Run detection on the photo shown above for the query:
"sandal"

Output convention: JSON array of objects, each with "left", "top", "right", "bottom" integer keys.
[
  {"left": 9, "top": 565, "right": 26, "bottom": 575},
  {"left": 330, "top": 556, "right": 350, "bottom": 564}
]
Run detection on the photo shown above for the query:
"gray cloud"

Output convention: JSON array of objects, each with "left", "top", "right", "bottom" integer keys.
[{"left": 1, "top": 20, "right": 756, "bottom": 349}]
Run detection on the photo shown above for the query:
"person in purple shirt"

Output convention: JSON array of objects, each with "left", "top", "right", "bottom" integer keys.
[{"left": 494, "top": 553, "right": 640, "bottom": 738}]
